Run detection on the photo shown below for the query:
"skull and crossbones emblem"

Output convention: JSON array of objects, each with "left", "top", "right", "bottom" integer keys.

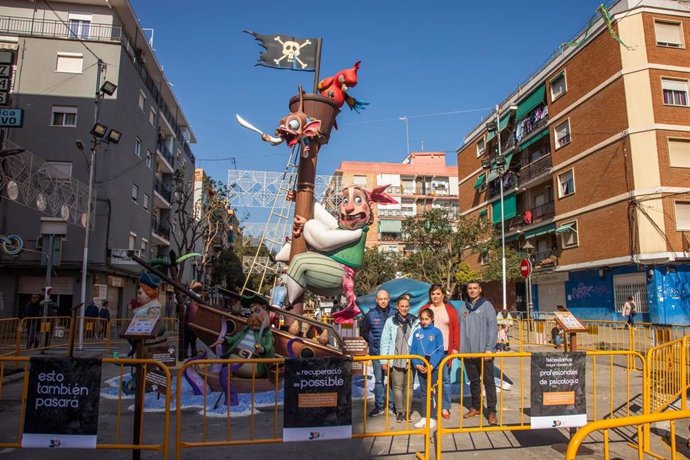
[{"left": 273, "top": 36, "right": 312, "bottom": 69}]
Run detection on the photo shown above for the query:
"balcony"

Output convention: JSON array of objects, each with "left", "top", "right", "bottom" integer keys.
[
  {"left": 0, "top": 15, "right": 122, "bottom": 42},
  {"left": 153, "top": 178, "right": 172, "bottom": 208},
  {"left": 378, "top": 209, "right": 403, "bottom": 218},
  {"left": 530, "top": 251, "right": 558, "bottom": 270},
  {"left": 151, "top": 217, "right": 170, "bottom": 244},
  {"left": 519, "top": 153, "right": 552, "bottom": 184},
  {"left": 524, "top": 200, "right": 555, "bottom": 224},
  {"left": 156, "top": 141, "right": 175, "bottom": 174}
]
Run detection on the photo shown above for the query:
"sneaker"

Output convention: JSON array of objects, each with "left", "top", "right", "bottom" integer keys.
[
  {"left": 369, "top": 407, "right": 384, "bottom": 417},
  {"left": 396, "top": 411, "right": 409, "bottom": 423},
  {"left": 414, "top": 418, "right": 437, "bottom": 429},
  {"left": 388, "top": 406, "right": 397, "bottom": 416}
]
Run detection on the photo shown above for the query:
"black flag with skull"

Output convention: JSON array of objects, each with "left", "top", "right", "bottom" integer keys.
[{"left": 244, "top": 30, "right": 319, "bottom": 72}]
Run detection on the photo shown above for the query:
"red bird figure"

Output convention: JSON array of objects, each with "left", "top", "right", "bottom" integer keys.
[{"left": 318, "top": 61, "right": 369, "bottom": 113}]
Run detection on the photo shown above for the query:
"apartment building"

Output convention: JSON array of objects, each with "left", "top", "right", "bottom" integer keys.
[
  {"left": 327, "top": 152, "right": 459, "bottom": 253},
  {"left": 457, "top": 0, "right": 690, "bottom": 324},
  {"left": 0, "top": 0, "right": 196, "bottom": 318}
]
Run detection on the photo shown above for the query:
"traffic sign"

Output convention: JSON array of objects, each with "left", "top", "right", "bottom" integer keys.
[{"left": 519, "top": 258, "right": 531, "bottom": 278}]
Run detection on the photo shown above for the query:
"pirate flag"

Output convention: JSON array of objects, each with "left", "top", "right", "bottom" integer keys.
[{"left": 244, "top": 30, "right": 319, "bottom": 71}]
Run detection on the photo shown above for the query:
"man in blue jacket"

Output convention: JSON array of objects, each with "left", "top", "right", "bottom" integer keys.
[{"left": 360, "top": 289, "right": 396, "bottom": 417}]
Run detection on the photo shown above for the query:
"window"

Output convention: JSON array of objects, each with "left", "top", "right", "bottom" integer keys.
[
  {"left": 676, "top": 201, "right": 690, "bottom": 230},
  {"left": 143, "top": 193, "right": 150, "bottom": 210},
  {"left": 479, "top": 249, "right": 489, "bottom": 265},
  {"left": 668, "top": 138, "right": 690, "bottom": 167},
  {"left": 655, "top": 20, "right": 683, "bottom": 48},
  {"left": 68, "top": 14, "right": 91, "bottom": 39},
  {"left": 138, "top": 91, "right": 146, "bottom": 111},
  {"left": 51, "top": 106, "right": 77, "bottom": 127},
  {"left": 135, "top": 137, "right": 142, "bottom": 157},
  {"left": 558, "top": 169, "right": 575, "bottom": 198},
  {"left": 149, "top": 108, "right": 156, "bottom": 126},
  {"left": 476, "top": 137, "right": 485, "bottom": 157},
  {"left": 131, "top": 184, "right": 138, "bottom": 203},
  {"left": 559, "top": 221, "right": 579, "bottom": 248},
  {"left": 662, "top": 78, "right": 689, "bottom": 106},
  {"left": 614, "top": 273, "right": 648, "bottom": 313},
  {"left": 145, "top": 150, "right": 152, "bottom": 169},
  {"left": 353, "top": 175, "right": 367, "bottom": 186},
  {"left": 128, "top": 232, "right": 136, "bottom": 250},
  {"left": 56, "top": 52, "right": 83, "bottom": 73},
  {"left": 45, "top": 161, "right": 72, "bottom": 180},
  {"left": 141, "top": 238, "right": 148, "bottom": 256},
  {"left": 550, "top": 72, "right": 567, "bottom": 101},
  {"left": 554, "top": 120, "right": 571, "bottom": 149}
]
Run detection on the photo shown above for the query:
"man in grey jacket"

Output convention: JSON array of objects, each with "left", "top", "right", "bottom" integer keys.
[{"left": 460, "top": 281, "right": 498, "bottom": 425}]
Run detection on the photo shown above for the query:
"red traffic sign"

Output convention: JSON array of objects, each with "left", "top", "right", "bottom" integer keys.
[{"left": 520, "top": 258, "right": 531, "bottom": 278}]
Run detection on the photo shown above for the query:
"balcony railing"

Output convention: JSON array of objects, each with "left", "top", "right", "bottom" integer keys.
[
  {"left": 519, "top": 153, "right": 552, "bottom": 184},
  {"left": 156, "top": 141, "right": 175, "bottom": 169},
  {"left": 530, "top": 250, "right": 558, "bottom": 269},
  {"left": 152, "top": 218, "right": 170, "bottom": 240},
  {"left": 153, "top": 178, "right": 172, "bottom": 203},
  {"left": 525, "top": 200, "right": 555, "bottom": 224}
]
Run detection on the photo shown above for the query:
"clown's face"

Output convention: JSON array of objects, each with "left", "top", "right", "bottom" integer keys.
[{"left": 338, "top": 186, "right": 371, "bottom": 230}]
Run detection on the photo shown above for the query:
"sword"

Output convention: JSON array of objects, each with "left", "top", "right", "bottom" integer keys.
[{"left": 235, "top": 114, "right": 282, "bottom": 145}]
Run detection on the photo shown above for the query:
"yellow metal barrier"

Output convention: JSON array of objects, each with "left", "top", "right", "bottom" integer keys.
[
  {"left": 0, "top": 318, "right": 20, "bottom": 356},
  {"left": 174, "top": 355, "right": 432, "bottom": 460},
  {"left": 433, "top": 350, "right": 646, "bottom": 459},
  {"left": 0, "top": 356, "right": 171, "bottom": 456},
  {"left": 15, "top": 316, "right": 111, "bottom": 354},
  {"left": 565, "top": 409, "right": 690, "bottom": 460},
  {"left": 646, "top": 335, "right": 689, "bottom": 414}
]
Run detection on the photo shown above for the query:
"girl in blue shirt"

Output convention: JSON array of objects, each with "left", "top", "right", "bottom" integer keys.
[{"left": 410, "top": 308, "right": 444, "bottom": 428}]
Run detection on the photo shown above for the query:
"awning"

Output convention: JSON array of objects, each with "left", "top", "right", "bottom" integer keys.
[
  {"left": 503, "top": 152, "right": 515, "bottom": 167},
  {"left": 555, "top": 223, "right": 576, "bottom": 234},
  {"left": 491, "top": 193, "right": 517, "bottom": 224},
  {"left": 379, "top": 220, "right": 402, "bottom": 233},
  {"left": 516, "top": 84, "right": 546, "bottom": 121},
  {"left": 524, "top": 222, "right": 556, "bottom": 239},
  {"left": 479, "top": 209, "right": 488, "bottom": 218},
  {"left": 505, "top": 233, "right": 520, "bottom": 243},
  {"left": 473, "top": 173, "right": 486, "bottom": 189},
  {"left": 518, "top": 128, "right": 549, "bottom": 151},
  {"left": 486, "top": 113, "right": 511, "bottom": 142}
]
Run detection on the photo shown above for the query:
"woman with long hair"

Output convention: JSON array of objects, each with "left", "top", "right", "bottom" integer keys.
[{"left": 419, "top": 284, "right": 459, "bottom": 420}]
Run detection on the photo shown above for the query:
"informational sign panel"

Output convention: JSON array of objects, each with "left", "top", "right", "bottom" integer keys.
[
  {"left": 22, "top": 357, "right": 102, "bottom": 448},
  {"left": 0, "top": 108, "right": 23, "bottom": 127},
  {"left": 123, "top": 314, "right": 160, "bottom": 337},
  {"left": 283, "top": 357, "right": 352, "bottom": 442},
  {"left": 553, "top": 310, "right": 587, "bottom": 333},
  {"left": 530, "top": 352, "right": 586, "bottom": 429},
  {"left": 342, "top": 337, "right": 368, "bottom": 375},
  {"left": 0, "top": 51, "right": 13, "bottom": 106}
]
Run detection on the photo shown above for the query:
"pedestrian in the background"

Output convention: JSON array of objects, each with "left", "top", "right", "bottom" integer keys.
[
  {"left": 419, "top": 284, "right": 459, "bottom": 420},
  {"left": 380, "top": 293, "right": 417, "bottom": 423},
  {"left": 460, "top": 281, "right": 499, "bottom": 426},
  {"left": 84, "top": 299, "right": 99, "bottom": 339},
  {"left": 24, "top": 294, "right": 41, "bottom": 349},
  {"left": 410, "top": 308, "right": 444, "bottom": 430},
  {"left": 360, "top": 289, "right": 396, "bottom": 418},
  {"left": 184, "top": 282, "right": 202, "bottom": 358},
  {"left": 621, "top": 296, "right": 636, "bottom": 327},
  {"left": 551, "top": 324, "right": 564, "bottom": 349},
  {"left": 98, "top": 300, "right": 111, "bottom": 339}
]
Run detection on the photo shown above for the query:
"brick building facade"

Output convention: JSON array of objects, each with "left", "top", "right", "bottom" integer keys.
[{"left": 456, "top": 0, "right": 690, "bottom": 323}]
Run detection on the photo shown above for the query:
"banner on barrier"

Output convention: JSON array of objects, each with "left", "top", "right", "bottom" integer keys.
[
  {"left": 22, "top": 357, "right": 102, "bottom": 448},
  {"left": 283, "top": 356, "right": 352, "bottom": 442},
  {"left": 530, "top": 352, "right": 586, "bottom": 429}
]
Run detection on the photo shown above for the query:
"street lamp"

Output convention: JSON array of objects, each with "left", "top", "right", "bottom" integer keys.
[
  {"left": 522, "top": 241, "right": 534, "bottom": 319},
  {"left": 399, "top": 115, "right": 410, "bottom": 155},
  {"left": 77, "top": 58, "right": 122, "bottom": 350}
]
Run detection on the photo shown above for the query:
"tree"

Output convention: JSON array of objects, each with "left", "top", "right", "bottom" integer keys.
[
  {"left": 355, "top": 246, "right": 399, "bottom": 295},
  {"left": 168, "top": 168, "right": 232, "bottom": 357},
  {"left": 481, "top": 244, "right": 523, "bottom": 283},
  {"left": 400, "top": 207, "right": 494, "bottom": 295}
]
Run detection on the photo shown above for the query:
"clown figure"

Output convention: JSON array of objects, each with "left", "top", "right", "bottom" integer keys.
[{"left": 276, "top": 185, "right": 397, "bottom": 324}]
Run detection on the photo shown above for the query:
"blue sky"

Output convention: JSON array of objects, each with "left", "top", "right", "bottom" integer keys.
[{"left": 130, "top": 0, "right": 608, "bottom": 183}]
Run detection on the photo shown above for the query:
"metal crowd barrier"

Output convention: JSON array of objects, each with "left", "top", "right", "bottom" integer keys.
[
  {"left": 565, "top": 409, "right": 690, "bottom": 460},
  {"left": 646, "top": 335, "right": 689, "bottom": 414},
  {"left": 174, "top": 355, "right": 433, "bottom": 460},
  {"left": 14, "top": 316, "right": 111, "bottom": 355},
  {"left": 0, "top": 356, "right": 171, "bottom": 456},
  {"left": 433, "top": 350, "right": 647, "bottom": 459}
]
